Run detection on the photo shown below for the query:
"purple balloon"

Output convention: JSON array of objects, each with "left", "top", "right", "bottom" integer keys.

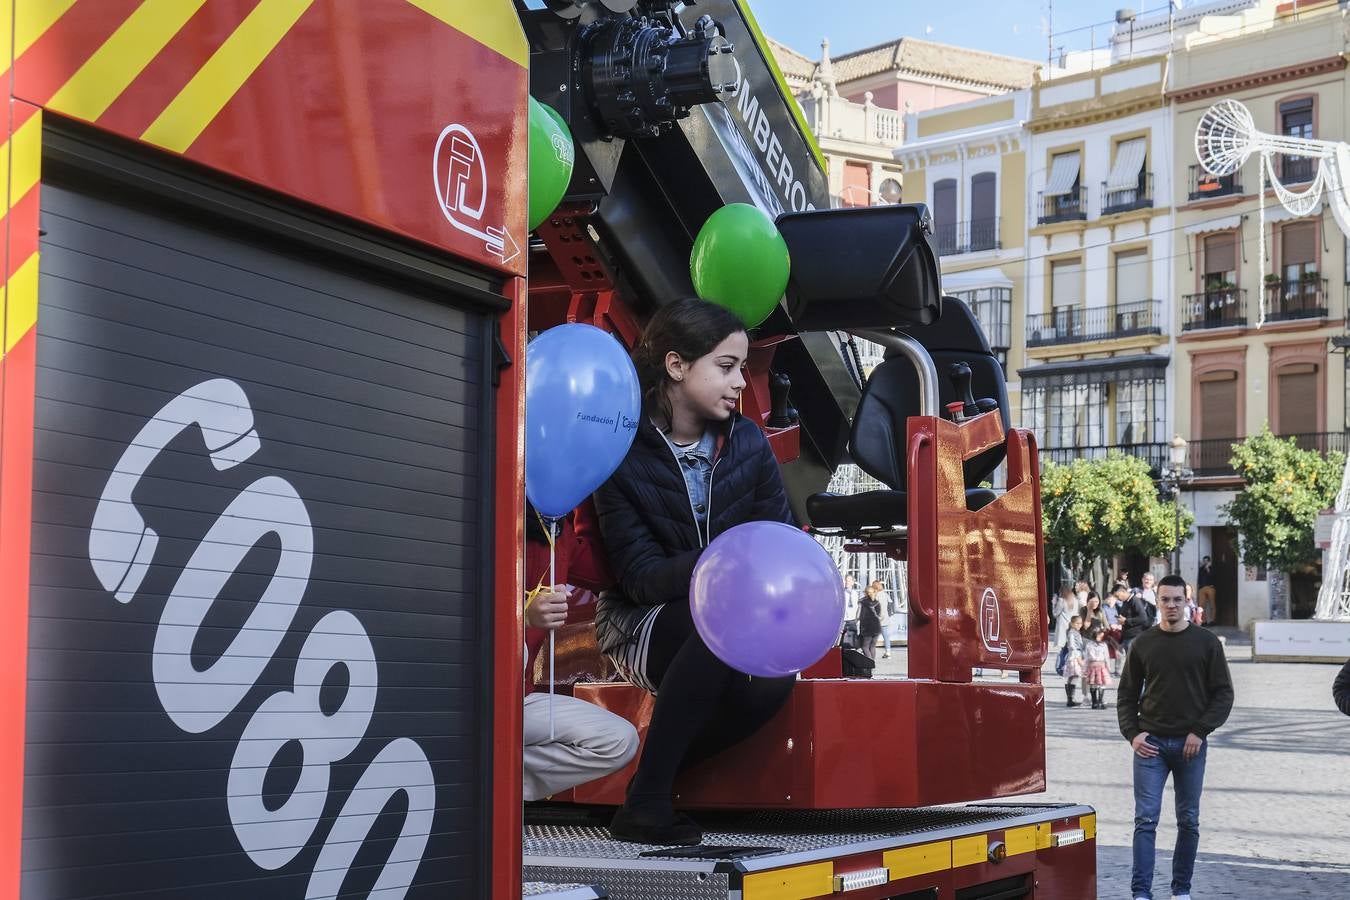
[{"left": 690, "top": 522, "right": 845, "bottom": 678}]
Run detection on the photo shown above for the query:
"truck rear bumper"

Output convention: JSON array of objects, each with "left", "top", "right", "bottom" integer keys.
[{"left": 525, "top": 803, "right": 1097, "bottom": 899}]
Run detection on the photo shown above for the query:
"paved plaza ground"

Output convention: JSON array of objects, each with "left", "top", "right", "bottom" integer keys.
[{"left": 872, "top": 630, "right": 1350, "bottom": 898}]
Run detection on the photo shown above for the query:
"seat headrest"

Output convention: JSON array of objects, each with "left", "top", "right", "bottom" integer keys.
[{"left": 777, "top": 204, "right": 941, "bottom": 331}]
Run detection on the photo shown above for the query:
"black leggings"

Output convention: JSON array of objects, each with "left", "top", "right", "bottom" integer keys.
[{"left": 626, "top": 602, "right": 795, "bottom": 816}]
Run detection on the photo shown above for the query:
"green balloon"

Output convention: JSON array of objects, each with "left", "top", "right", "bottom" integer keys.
[
  {"left": 689, "top": 203, "right": 791, "bottom": 327},
  {"left": 528, "top": 96, "right": 575, "bottom": 231}
]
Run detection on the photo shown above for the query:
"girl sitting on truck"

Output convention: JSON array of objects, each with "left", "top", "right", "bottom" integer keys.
[{"left": 593, "top": 298, "right": 796, "bottom": 845}]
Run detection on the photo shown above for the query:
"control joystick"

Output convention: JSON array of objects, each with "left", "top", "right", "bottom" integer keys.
[{"left": 948, "top": 362, "right": 979, "bottom": 420}]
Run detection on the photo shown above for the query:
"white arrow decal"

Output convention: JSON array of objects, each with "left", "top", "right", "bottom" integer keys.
[{"left": 432, "top": 123, "right": 519, "bottom": 265}]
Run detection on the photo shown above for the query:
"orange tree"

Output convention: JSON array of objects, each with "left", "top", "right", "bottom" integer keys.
[
  {"left": 1040, "top": 451, "right": 1191, "bottom": 582},
  {"left": 1223, "top": 427, "right": 1343, "bottom": 575}
]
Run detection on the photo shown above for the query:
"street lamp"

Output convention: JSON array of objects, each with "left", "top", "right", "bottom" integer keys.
[{"left": 1164, "top": 435, "right": 1192, "bottom": 575}]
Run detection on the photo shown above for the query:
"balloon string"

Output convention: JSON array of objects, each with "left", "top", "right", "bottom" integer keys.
[{"left": 547, "top": 518, "right": 557, "bottom": 740}]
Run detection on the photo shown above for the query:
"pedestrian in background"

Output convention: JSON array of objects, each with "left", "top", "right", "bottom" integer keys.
[
  {"left": 871, "top": 579, "right": 894, "bottom": 659},
  {"left": 840, "top": 574, "right": 860, "bottom": 649},
  {"left": 857, "top": 583, "right": 884, "bottom": 661},
  {"left": 1196, "top": 555, "right": 1215, "bottom": 626},
  {"left": 1074, "top": 579, "right": 1090, "bottom": 609},
  {"left": 1118, "top": 574, "right": 1234, "bottom": 900},
  {"left": 1084, "top": 626, "right": 1111, "bottom": 709},
  {"left": 1052, "top": 585, "right": 1075, "bottom": 652},
  {"left": 1080, "top": 590, "right": 1107, "bottom": 637},
  {"left": 1063, "top": 614, "right": 1085, "bottom": 708},
  {"left": 1102, "top": 588, "right": 1124, "bottom": 675},
  {"left": 1118, "top": 581, "right": 1151, "bottom": 661},
  {"left": 1140, "top": 572, "right": 1159, "bottom": 625}
]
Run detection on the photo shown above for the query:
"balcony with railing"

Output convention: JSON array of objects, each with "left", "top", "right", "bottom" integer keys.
[
  {"left": 934, "top": 217, "right": 1001, "bottom": 256},
  {"left": 1263, "top": 276, "right": 1328, "bottom": 322},
  {"left": 1037, "top": 185, "right": 1086, "bottom": 225},
  {"left": 1188, "top": 164, "right": 1242, "bottom": 201},
  {"left": 1041, "top": 442, "right": 1169, "bottom": 475},
  {"left": 1182, "top": 287, "right": 1247, "bottom": 331},
  {"left": 1101, "top": 173, "right": 1153, "bottom": 215},
  {"left": 1026, "top": 300, "right": 1163, "bottom": 347},
  {"left": 799, "top": 90, "right": 904, "bottom": 146},
  {"left": 1189, "top": 432, "right": 1347, "bottom": 478}
]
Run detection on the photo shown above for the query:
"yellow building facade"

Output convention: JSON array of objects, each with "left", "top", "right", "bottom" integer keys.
[
  {"left": 899, "top": 92, "right": 1030, "bottom": 426},
  {"left": 1169, "top": 2, "right": 1349, "bottom": 624}
]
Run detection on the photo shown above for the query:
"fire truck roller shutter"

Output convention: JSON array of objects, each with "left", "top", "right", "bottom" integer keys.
[{"left": 22, "top": 160, "right": 495, "bottom": 897}]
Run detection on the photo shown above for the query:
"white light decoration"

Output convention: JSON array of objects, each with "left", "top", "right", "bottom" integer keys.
[
  {"left": 1195, "top": 99, "right": 1350, "bottom": 327},
  {"left": 1197, "top": 99, "right": 1350, "bottom": 621}
]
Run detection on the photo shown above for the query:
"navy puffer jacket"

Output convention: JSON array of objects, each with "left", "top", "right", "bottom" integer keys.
[{"left": 593, "top": 413, "right": 794, "bottom": 655}]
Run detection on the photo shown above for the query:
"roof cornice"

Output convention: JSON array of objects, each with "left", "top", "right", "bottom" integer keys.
[
  {"left": 1167, "top": 54, "right": 1346, "bottom": 104},
  {"left": 1026, "top": 95, "right": 1165, "bottom": 133}
]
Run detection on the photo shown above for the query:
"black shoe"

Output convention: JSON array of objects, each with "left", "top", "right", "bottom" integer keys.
[
  {"left": 1067, "top": 700, "right": 1081, "bottom": 707},
  {"left": 608, "top": 806, "right": 703, "bottom": 846}
]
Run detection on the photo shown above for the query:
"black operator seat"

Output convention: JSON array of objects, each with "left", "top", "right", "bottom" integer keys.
[{"left": 806, "top": 296, "right": 1010, "bottom": 535}]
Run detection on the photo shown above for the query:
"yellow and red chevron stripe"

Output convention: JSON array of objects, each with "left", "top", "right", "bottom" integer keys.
[
  {"left": 5, "top": 0, "right": 529, "bottom": 273},
  {"left": 0, "top": 98, "right": 42, "bottom": 896}
]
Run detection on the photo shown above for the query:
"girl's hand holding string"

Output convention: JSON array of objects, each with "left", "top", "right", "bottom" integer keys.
[{"left": 525, "top": 586, "right": 569, "bottom": 630}]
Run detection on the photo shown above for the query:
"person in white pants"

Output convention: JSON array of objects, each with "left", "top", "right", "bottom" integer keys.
[{"left": 523, "top": 587, "right": 639, "bottom": 802}]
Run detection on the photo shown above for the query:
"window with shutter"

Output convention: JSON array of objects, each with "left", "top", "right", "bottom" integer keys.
[
  {"left": 1276, "top": 365, "right": 1318, "bottom": 436},
  {"left": 1198, "top": 373, "right": 1238, "bottom": 440},
  {"left": 1115, "top": 250, "right": 1149, "bottom": 306},
  {"left": 1203, "top": 233, "right": 1236, "bottom": 282},
  {"left": 1051, "top": 259, "right": 1081, "bottom": 307},
  {"left": 933, "top": 178, "right": 957, "bottom": 253},
  {"left": 1281, "top": 221, "right": 1316, "bottom": 267},
  {"left": 1050, "top": 259, "right": 1082, "bottom": 340},
  {"left": 1278, "top": 222, "right": 1320, "bottom": 315},
  {"left": 970, "top": 172, "right": 996, "bottom": 251}
]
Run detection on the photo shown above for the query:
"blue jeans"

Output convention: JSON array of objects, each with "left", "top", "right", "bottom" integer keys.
[{"left": 1132, "top": 734, "right": 1207, "bottom": 899}]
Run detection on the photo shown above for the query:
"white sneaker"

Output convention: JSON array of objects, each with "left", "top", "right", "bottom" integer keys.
[{"left": 1172, "top": 895, "right": 1191, "bottom": 900}]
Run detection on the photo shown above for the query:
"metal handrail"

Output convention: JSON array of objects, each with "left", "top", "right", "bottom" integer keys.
[{"left": 853, "top": 329, "right": 940, "bottom": 418}]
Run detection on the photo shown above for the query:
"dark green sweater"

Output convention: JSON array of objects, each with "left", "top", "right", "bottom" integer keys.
[{"left": 1117, "top": 624, "right": 1234, "bottom": 740}]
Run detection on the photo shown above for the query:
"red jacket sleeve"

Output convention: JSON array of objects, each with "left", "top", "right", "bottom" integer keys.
[{"left": 566, "top": 499, "right": 615, "bottom": 593}]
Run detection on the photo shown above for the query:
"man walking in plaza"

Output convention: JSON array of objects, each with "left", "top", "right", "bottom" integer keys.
[
  {"left": 1118, "top": 574, "right": 1234, "bottom": 900},
  {"left": 1117, "top": 581, "right": 1151, "bottom": 661}
]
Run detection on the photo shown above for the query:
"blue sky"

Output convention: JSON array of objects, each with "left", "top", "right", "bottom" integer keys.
[{"left": 753, "top": 1, "right": 1180, "bottom": 62}]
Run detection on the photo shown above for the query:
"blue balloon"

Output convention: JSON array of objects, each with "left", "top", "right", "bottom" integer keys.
[{"left": 525, "top": 323, "right": 641, "bottom": 519}]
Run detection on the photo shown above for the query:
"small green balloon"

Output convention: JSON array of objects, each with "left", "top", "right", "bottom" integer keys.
[
  {"left": 528, "top": 96, "right": 575, "bottom": 231},
  {"left": 689, "top": 203, "right": 791, "bottom": 328}
]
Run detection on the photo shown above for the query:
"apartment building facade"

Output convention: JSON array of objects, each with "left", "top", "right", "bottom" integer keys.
[
  {"left": 770, "top": 36, "right": 1039, "bottom": 207},
  {"left": 1168, "top": 2, "right": 1350, "bottom": 625},
  {"left": 1021, "top": 57, "right": 1177, "bottom": 487},
  {"left": 898, "top": 91, "right": 1030, "bottom": 420}
]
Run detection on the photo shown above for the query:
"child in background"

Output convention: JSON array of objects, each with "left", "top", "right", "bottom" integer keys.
[
  {"left": 1063, "top": 614, "right": 1086, "bottom": 708},
  {"left": 1083, "top": 626, "right": 1111, "bottom": 709}
]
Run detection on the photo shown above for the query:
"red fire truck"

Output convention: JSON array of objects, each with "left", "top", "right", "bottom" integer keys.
[{"left": 0, "top": 1, "right": 1095, "bottom": 898}]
